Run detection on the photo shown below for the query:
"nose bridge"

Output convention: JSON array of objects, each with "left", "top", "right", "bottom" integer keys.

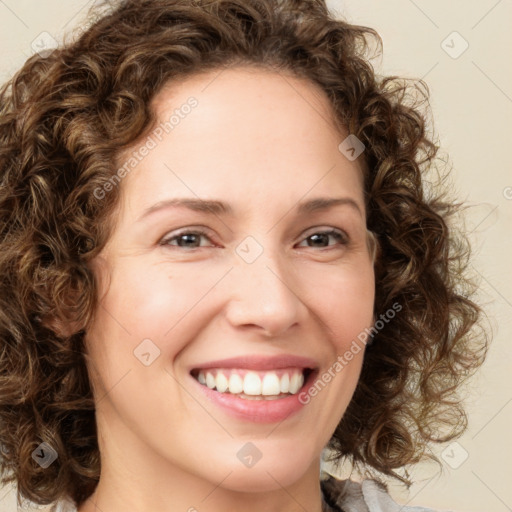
[{"left": 225, "top": 235, "right": 302, "bottom": 336}]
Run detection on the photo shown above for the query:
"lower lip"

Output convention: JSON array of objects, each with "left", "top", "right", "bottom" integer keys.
[{"left": 190, "top": 370, "right": 318, "bottom": 423}]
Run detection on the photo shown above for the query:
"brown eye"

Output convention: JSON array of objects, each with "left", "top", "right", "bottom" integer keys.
[
  {"left": 160, "top": 230, "right": 213, "bottom": 249},
  {"left": 297, "top": 230, "right": 348, "bottom": 249}
]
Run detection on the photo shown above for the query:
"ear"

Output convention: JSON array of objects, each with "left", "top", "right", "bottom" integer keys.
[{"left": 366, "top": 229, "right": 380, "bottom": 264}]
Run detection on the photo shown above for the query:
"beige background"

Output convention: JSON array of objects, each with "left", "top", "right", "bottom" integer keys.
[{"left": 0, "top": 1, "right": 510, "bottom": 511}]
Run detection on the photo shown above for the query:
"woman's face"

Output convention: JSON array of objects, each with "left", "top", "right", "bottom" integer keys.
[{"left": 84, "top": 66, "right": 375, "bottom": 496}]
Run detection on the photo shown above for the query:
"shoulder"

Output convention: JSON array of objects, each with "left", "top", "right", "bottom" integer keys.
[{"left": 320, "top": 472, "right": 452, "bottom": 512}]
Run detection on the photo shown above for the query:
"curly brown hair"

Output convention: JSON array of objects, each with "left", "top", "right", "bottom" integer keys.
[{"left": 0, "top": 0, "right": 489, "bottom": 508}]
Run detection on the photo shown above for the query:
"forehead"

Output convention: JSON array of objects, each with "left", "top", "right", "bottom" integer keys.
[{"left": 115, "top": 66, "right": 365, "bottom": 219}]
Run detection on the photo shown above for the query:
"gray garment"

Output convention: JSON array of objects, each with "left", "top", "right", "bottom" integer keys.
[
  {"left": 321, "top": 473, "right": 449, "bottom": 512},
  {"left": 53, "top": 475, "right": 448, "bottom": 512},
  {"left": 52, "top": 499, "right": 76, "bottom": 512}
]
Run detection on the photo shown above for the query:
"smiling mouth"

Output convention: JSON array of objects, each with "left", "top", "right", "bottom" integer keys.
[{"left": 190, "top": 367, "right": 314, "bottom": 400}]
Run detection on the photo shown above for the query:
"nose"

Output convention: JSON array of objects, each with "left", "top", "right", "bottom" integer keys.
[{"left": 224, "top": 247, "right": 305, "bottom": 338}]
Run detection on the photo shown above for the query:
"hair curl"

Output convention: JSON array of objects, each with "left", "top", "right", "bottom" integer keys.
[{"left": 0, "top": 0, "right": 489, "bottom": 508}]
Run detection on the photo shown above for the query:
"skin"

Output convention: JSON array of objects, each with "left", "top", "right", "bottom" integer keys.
[{"left": 78, "top": 66, "right": 376, "bottom": 512}]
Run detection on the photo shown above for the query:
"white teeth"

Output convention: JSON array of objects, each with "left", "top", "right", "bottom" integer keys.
[
  {"left": 280, "top": 373, "right": 290, "bottom": 393},
  {"left": 289, "top": 373, "right": 304, "bottom": 394},
  {"left": 215, "top": 372, "right": 229, "bottom": 393},
  {"left": 243, "top": 372, "right": 262, "bottom": 395},
  {"left": 195, "top": 369, "right": 307, "bottom": 397},
  {"left": 228, "top": 373, "right": 243, "bottom": 394},
  {"left": 262, "top": 373, "right": 281, "bottom": 396},
  {"left": 206, "top": 372, "right": 216, "bottom": 389}
]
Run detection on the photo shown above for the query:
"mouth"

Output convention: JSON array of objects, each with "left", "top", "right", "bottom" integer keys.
[
  {"left": 188, "top": 355, "right": 320, "bottom": 423},
  {"left": 190, "top": 367, "right": 315, "bottom": 401}
]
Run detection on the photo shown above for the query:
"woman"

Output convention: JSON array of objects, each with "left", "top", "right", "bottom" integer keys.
[{"left": 0, "top": 1, "right": 488, "bottom": 511}]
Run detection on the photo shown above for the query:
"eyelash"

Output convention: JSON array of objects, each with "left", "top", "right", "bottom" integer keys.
[{"left": 159, "top": 228, "right": 349, "bottom": 250}]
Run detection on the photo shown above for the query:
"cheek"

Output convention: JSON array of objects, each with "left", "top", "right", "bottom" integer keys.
[
  {"left": 86, "top": 259, "right": 229, "bottom": 379},
  {"left": 89, "top": 250, "right": 374, "bottom": 364},
  {"left": 104, "top": 258, "right": 373, "bottom": 338},
  {"left": 99, "top": 261, "right": 211, "bottom": 337},
  {"left": 300, "top": 260, "right": 375, "bottom": 350},
  {"left": 296, "top": 263, "right": 373, "bottom": 437},
  {"left": 83, "top": 262, "right": 204, "bottom": 418}
]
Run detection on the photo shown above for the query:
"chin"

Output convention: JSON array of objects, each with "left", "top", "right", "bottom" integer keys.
[{"left": 206, "top": 446, "right": 317, "bottom": 493}]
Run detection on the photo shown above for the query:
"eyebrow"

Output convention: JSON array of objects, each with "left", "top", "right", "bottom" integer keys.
[{"left": 137, "top": 196, "right": 363, "bottom": 222}]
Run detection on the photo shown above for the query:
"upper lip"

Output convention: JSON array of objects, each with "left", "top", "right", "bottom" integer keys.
[{"left": 189, "top": 354, "right": 318, "bottom": 372}]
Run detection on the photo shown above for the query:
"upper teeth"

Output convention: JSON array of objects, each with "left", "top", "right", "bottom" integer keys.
[{"left": 195, "top": 369, "right": 305, "bottom": 396}]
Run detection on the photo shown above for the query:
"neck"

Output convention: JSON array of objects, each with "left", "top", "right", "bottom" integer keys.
[{"left": 78, "top": 463, "right": 325, "bottom": 512}]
